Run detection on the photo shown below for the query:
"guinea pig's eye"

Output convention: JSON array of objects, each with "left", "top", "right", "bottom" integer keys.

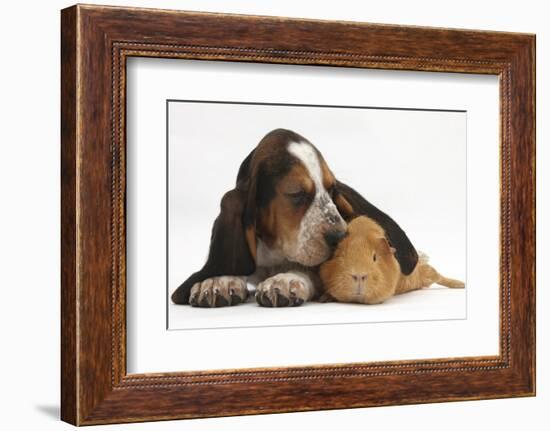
[{"left": 373, "top": 253, "right": 377, "bottom": 262}]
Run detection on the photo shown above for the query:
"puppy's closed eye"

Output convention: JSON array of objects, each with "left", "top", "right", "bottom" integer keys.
[{"left": 286, "top": 190, "right": 311, "bottom": 207}]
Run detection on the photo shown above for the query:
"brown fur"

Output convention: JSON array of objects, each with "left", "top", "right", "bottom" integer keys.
[{"left": 319, "top": 217, "right": 465, "bottom": 304}]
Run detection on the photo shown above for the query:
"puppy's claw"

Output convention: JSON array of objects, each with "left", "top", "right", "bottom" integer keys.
[
  {"left": 188, "top": 276, "right": 247, "bottom": 308},
  {"left": 215, "top": 294, "right": 229, "bottom": 307},
  {"left": 199, "top": 289, "right": 212, "bottom": 307},
  {"left": 291, "top": 297, "right": 304, "bottom": 306},
  {"left": 255, "top": 273, "right": 311, "bottom": 307},
  {"left": 256, "top": 290, "right": 273, "bottom": 307},
  {"left": 276, "top": 291, "right": 289, "bottom": 307}
]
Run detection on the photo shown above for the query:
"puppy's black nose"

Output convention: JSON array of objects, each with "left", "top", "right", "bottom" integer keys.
[{"left": 324, "top": 230, "right": 347, "bottom": 248}]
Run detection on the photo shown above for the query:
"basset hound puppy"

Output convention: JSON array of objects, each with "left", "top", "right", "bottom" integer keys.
[{"left": 171, "top": 128, "right": 418, "bottom": 307}]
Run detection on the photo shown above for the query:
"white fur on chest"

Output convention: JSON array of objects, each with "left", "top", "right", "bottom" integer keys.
[
  {"left": 256, "top": 238, "right": 286, "bottom": 268},
  {"left": 253, "top": 239, "right": 316, "bottom": 285}
]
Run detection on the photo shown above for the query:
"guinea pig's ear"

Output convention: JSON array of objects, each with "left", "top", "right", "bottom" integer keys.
[{"left": 378, "top": 237, "right": 397, "bottom": 256}]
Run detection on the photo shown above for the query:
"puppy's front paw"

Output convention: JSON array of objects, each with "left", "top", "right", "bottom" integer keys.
[
  {"left": 255, "top": 273, "right": 313, "bottom": 307},
  {"left": 189, "top": 276, "right": 248, "bottom": 307}
]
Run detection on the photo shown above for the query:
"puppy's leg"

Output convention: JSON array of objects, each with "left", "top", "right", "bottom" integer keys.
[
  {"left": 255, "top": 271, "right": 315, "bottom": 307},
  {"left": 188, "top": 276, "right": 249, "bottom": 307}
]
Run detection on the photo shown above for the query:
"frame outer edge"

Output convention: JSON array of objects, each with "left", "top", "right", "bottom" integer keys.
[
  {"left": 531, "top": 34, "right": 536, "bottom": 396},
  {"left": 526, "top": 34, "right": 536, "bottom": 396},
  {"left": 61, "top": 5, "right": 79, "bottom": 426},
  {"left": 61, "top": 4, "right": 536, "bottom": 424},
  {"left": 506, "top": 35, "right": 536, "bottom": 395},
  {"left": 523, "top": 34, "right": 536, "bottom": 395}
]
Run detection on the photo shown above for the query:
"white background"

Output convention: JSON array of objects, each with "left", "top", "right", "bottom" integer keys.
[
  {"left": 127, "top": 60, "right": 503, "bottom": 374},
  {"left": 0, "top": 0, "right": 547, "bottom": 430}
]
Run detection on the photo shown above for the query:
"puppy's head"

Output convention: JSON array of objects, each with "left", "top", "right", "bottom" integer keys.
[
  {"left": 244, "top": 129, "right": 348, "bottom": 267},
  {"left": 319, "top": 216, "right": 400, "bottom": 304}
]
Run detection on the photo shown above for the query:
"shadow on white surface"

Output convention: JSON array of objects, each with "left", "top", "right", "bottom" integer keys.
[
  {"left": 169, "top": 286, "right": 466, "bottom": 330},
  {"left": 34, "top": 405, "right": 59, "bottom": 421}
]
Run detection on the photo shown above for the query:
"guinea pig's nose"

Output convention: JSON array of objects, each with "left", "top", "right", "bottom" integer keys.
[
  {"left": 351, "top": 273, "right": 368, "bottom": 283},
  {"left": 324, "top": 229, "right": 347, "bottom": 248}
]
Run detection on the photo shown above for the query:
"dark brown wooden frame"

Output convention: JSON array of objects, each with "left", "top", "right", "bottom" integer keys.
[{"left": 61, "top": 4, "right": 535, "bottom": 426}]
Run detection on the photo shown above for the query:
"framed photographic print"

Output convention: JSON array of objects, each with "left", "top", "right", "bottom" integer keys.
[{"left": 61, "top": 4, "right": 535, "bottom": 425}]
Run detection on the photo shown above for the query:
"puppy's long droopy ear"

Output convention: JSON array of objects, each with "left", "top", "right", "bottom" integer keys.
[
  {"left": 334, "top": 180, "right": 418, "bottom": 275},
  {"left": 171, "top": 151, "right": 257, "bottom": 304}
]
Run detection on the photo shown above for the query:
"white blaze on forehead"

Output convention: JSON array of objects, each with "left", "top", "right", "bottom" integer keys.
[{"left": 287, "top": 141, "right": 324, "bottom": 194}]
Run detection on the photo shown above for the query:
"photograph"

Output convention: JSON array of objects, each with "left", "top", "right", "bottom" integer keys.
[{"left": 167, "top": 100, "right": 466, "bottom": 330}]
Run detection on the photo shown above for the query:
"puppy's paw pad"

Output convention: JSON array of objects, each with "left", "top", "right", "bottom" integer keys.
[
  {"left": 189, "top": 276, "right": 248, "bottom": 307},
  {"left": 255, "top": 274, "right": 310, "bottom": 307}
]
